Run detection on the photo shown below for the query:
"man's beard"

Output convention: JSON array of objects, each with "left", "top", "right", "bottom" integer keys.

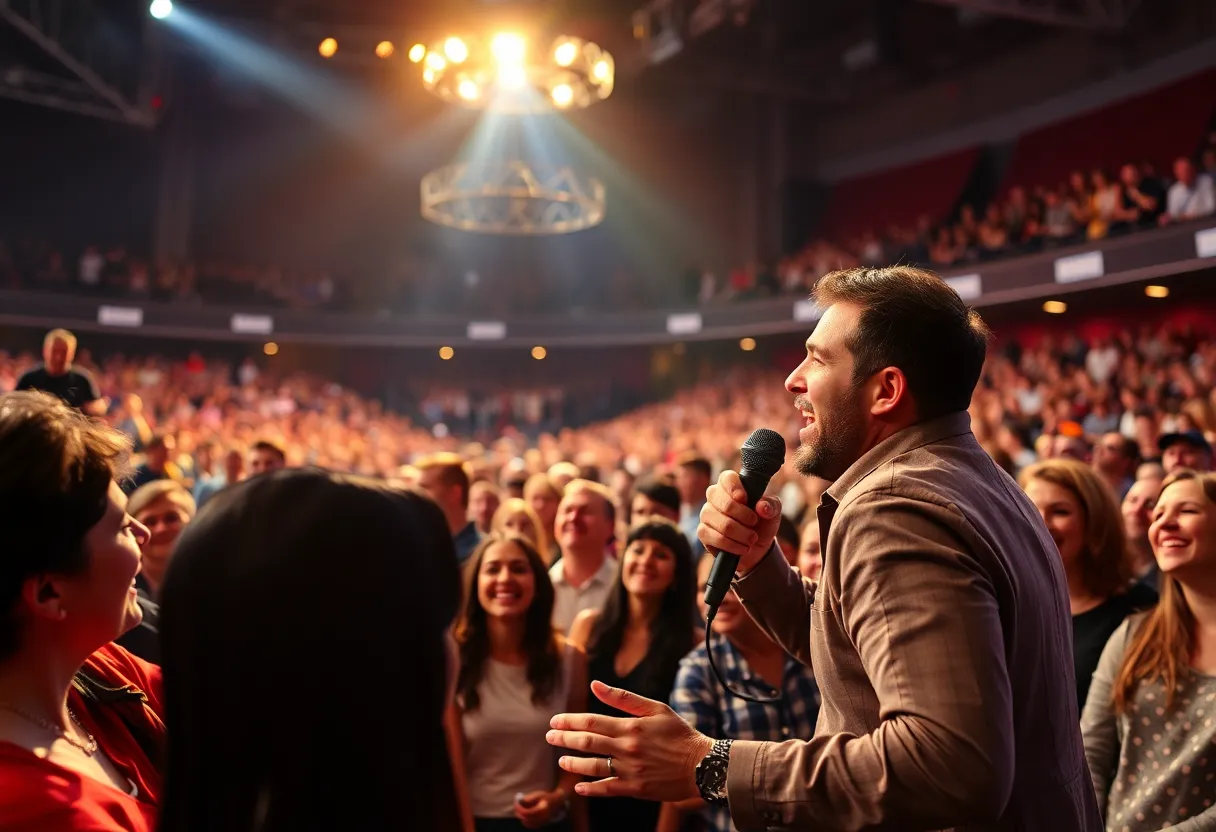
[{"left": 793, "top": 389, "right": 867, "bottom": 482}]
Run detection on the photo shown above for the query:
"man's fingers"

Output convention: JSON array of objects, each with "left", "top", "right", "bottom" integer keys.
[
  {"left": 558, "top": 755, "right": 612, "bottom": 778},
  {"left": 698, "top": 511, "right": 758, "bottom": 549},
  {"left": 546, "top": 729, "right": 617, "bottom": 757},
  {"left": 549, "top": 711, "right": 630, "bottom": 736},
  {"left": 573, "top": 778, "right": 634, "bottom": 799},
  {"left": 590, "top": 681, "right": 668, "bottom": 717},
  {"left": 706, "top": 482, "right": 760, "bottom": 526},
  {"left": 697, "top": 525, "right": 752, "bottom": 558}
]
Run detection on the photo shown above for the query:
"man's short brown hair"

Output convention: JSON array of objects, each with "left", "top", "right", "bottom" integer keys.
[
  {"left": 813, "top": 266, "right": 992, "bottom": 421},
  {"left": 417, "top": 453, "right": 472, "bottom": 508},
  {"left": 675, "top": 453, "right": 712, "bottom": 480}
]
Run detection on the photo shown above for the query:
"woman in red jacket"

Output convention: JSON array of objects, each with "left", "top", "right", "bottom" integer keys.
[{"left": 0, "top": 391, "right": 165, "bottom": 832}]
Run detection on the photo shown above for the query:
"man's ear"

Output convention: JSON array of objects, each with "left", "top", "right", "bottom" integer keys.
[
  {"left": 868, "top": 367, "right": 908, "bottom": 418},
  {"left": 22, "top": 577, "right": 69, "bottom": 622}
]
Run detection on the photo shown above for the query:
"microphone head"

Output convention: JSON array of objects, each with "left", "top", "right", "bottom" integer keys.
[{"left": 740, "top": 428, "right": 786, "bottom": 478}]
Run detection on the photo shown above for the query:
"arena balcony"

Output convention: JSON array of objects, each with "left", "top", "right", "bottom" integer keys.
[{"left": 1, "top": 217, "right": 1213, "bottom": 351}]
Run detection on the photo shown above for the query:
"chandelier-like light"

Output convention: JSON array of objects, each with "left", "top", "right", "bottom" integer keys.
[
  {"left": 409, "top": 33, "right": 615, "bottom": 114},
  {"left": 421, "top": 161, "right": 606, "bottom": 235}
]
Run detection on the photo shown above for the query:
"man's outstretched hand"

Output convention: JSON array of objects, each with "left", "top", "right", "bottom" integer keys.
[{"left": 547, "top": 680, "right": 714, "bottom": 802}]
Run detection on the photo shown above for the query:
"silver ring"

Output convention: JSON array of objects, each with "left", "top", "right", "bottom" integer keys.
[{"left": 606, "top": 756, "right": 615, "bottom": 777}]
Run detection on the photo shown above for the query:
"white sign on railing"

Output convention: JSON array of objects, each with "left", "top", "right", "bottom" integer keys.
[
  {"left": 666, "top": 313, "right": 702, "bottom": 335},
  {"left": 1196, "top": 227, "right": 1216, "bottom": 259},
  {"left": 792, "top": 299, "right": 820, "bottom": 322},
  {"left": 231, "top": 314, "right": 274, "bottom": 335},
  {"left": 97, "top": 306, "right": 144, "bottom": 327},
  {"left": 467, "top": 321, "right": 507, "bottom": 340},
  {"left": 1054, "top": 251, "right": 1104, "bottom": 283},
  {"left": 945, "top": 273, "right": 983, "bottom": 300}
]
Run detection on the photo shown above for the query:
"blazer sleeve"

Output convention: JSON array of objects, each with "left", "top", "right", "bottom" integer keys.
[
  {"left": 725, "top": 493, "right": 1016, "bottom": 831},
  {"left": 731, "top": 544, "right": 816, "bottom": 669},
  {"left": 1080, "top": 618, "right": 1134, "bottom": 819}
]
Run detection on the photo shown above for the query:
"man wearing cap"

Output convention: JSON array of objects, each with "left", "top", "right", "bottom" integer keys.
[{"left": 1159, "top": 430, "right": 1212, "bottom": 474}]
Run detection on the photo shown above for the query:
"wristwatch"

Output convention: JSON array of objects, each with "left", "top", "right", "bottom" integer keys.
[{"left": 695, "top": 738, "right": 734, "bottom": 806}]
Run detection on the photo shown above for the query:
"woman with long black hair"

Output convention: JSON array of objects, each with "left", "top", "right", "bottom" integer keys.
[
  {"left": 156, "top": 469, "right": 464, "bottom": 832},
  {"left": 449, "top": 533, "right": 587, "bottom": 832},
  {"left": 568, "top": 520, "right": 697, "bottom": 832}
]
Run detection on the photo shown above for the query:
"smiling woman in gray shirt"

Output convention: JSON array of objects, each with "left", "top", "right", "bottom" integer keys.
[{"left": 1081, "top": 469, "right": 1216, "bottom": 831}]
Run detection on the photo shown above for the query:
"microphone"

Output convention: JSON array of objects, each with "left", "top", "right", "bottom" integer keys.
[{"left": 703, "top": 428, "right": 786, "bottom": 617}]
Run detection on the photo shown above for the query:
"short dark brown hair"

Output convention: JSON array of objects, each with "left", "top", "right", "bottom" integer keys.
[
  {"left": 250, "top": 439, "right": 286, "bottom": 463},
  {"left": 417, "top": 453, "right": 472, "bottom": 508},
  {"left": 813, "top": 266, "right": 992, "bottom": 421},
  {"left": 676, "top": 453, "right": 712, "bottom": 480},
  {"left": 0, "top": 391, "right": 132, "bottom": 659}
]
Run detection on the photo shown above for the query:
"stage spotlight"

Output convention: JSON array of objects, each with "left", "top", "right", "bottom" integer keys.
[
  {"left": 739, "top": 337, "right": 757, "bottom": 352},
  {"left": 319, "top": 38, "right": 338, "bottom": 58},
  {"left": 444, "top": 37, "right": 469, "bottom": 64},
  {"left": 554, "top": 40, "right": 579, "bottom": 67},
  {"left": 425, "top": 51, "right": 447, "bottom": 71},
  {"left": 592, "top": 59, "right": 611, "bottom": 82},
  {"left": 498, "top": 65, "right": 527, "bottom": 89},
  {"left": 439, "top": 346, "right": 455, "bottom": 360},
  {"left": 1145, "top": 284, "right": 1169, "bottom": 298},
  {"left": 422, "top": 68, "right": 436, "bottom": 84},
  {"left": 551, "top": 83, "right": 574, "bottom": 107},
  {"left": 531, "top": 346, "right": 548, "bottom": 361},
  {"left": 491, "top": 33, "right": 526, "bottom": 66},
  {"left": 457, "top": 79, "right": 480, "bottom": 101},
  {"left": 264, "top": 342, "right": 279, "bottom": 356},
  {"left": 408, "top": 43, "right": 427, "bottom": 63},
  {"left": 1042, "top": 300, "right": 1067, "bottom": 314},
  {"left": 149, "top": 0, "right": 173, "bottom": 19},
  {"left": 375, "top": 41, "right": 395, "bottom": 59}
]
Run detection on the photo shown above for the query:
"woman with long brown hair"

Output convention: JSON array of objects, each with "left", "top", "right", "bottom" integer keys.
[
  {"left": 1081, "top": 469, "right": 1216, "bottom": 830},
  {"left": 1020, "top": 459, "right": 1157, "bottom": 707},
  {"left": 448, "top": 534, "right": 588, "bottom": 832}
]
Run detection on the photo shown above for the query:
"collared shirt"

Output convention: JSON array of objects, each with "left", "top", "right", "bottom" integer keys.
[
  {"left": 548, "top": 555, "right": 616, "bottom": 633},
  {"left": 453, "top": 521, "right": 481, "bottom": 565},
  {"left": 727, "top": 411, "right": 1102, "bottom": 832},
  {"left": 671, "top": 634, "right": 820, "bottom": 832},
  {"left": 681, "top": 502, "right": 707, "bottom": 558}
]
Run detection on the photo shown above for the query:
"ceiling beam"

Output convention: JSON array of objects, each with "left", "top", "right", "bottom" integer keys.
[{"left": 0, "top": 0, "right": 153, "bottom": 125}]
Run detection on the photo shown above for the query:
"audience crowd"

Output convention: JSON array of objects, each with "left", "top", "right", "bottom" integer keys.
[
  {"left": 702, "top": 140, "right": 1216, "bottom": 304},
  {"left": 3, "top": 282, "right": 1216, "bottom": 831}
]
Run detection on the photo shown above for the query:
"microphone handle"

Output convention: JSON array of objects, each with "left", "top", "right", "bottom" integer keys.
[{"left": 703, "top": 465, "right": 773, "bottom": 611}]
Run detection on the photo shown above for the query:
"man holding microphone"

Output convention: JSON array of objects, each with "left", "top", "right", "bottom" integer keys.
[{"left": 547, "top": 266, "right": 1101, "bottom": 831}]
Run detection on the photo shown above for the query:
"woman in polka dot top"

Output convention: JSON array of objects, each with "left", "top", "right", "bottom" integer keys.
[{"left": 1081, "top": 469, "right": 1216, "bottom": 831}]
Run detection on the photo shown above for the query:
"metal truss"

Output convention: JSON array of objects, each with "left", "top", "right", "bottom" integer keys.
[
  {"left": 919, "top": 0, "right": 1144, "bottom": 29},
  {"left": 0, "top": 0, "right": 158, "bottom": 126}
]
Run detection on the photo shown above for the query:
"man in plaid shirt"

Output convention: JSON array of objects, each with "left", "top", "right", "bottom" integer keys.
[{"left": 666, "top": 556, "right": 820, "bottom": 832}]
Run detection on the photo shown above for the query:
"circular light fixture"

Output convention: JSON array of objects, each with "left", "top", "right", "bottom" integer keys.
[
  {"left": 532, "top": 346, "right": 548, "bottom": 360},
  {"left": 1145, "top": 285, "right": 1169, "bottom": 298},
  {"left": 554, "top": 40, "right": 579, "bottom": 67},
  {"left": 264, "top": 342, "right": 279, "bottom": 356},
  {"left": 444, "top": 37, "right": 469, "bottom": 64},
  {"left": 439, "top": 346, "right": 455, "bottom": 360},
  {"left": 149, "top": 0, "right": 173, "bottom": 19},
  {"left": 491, "top": 33, "right": 527, "bottom": 65},
  {"left": 318, "top": 38, "right": 338, "bottom": 58},
  {"left": 413, "top": 33, "right": 614, "bottom": 113},
  {"left": 551, "top": 83, "right": 574, "bottom": 107},
  {"left": 375, "top": 41, "right": 395, "bottom": 59},
  {"left": 457, "top": 78, "right": 480, "bottom": 101},
  {"left": 740, "top": 337, "right": 757, "bottom": 352},
  {"left": 1042, "top": 300, "right": 1067, "bottom": 314}
]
